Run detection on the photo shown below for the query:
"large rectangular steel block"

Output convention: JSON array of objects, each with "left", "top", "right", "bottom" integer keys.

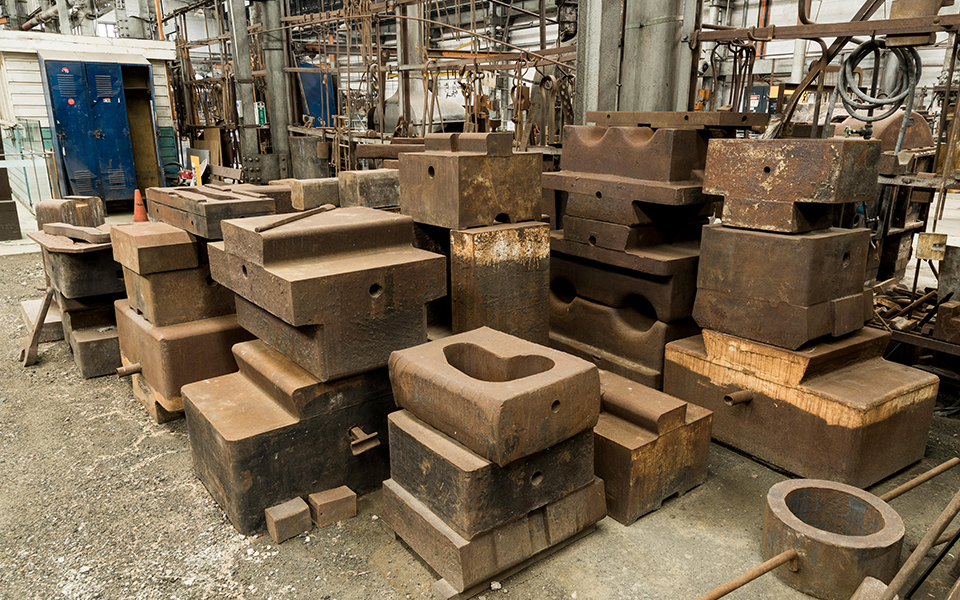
[
  {"left": 564, "top": 193, "right": 715, "bottom": 227},
  {"left": 399, "top": 133, "right": 541, "bottom": 229},
  {"left": 62, "top": 306, "right": 121, "bottom": 379},
  {"left": 338, "top": 169, "right": 400, "bottom": 208},
  {"left": 110, "top": 221, "right": 198, "bottom": 274},
  {"left": 40, "top": 246, "right": 125, "bottom": 299},
  {"left": 145, "top": 187, "right": 275, "bottom": 239},
  {"left": 389, "top": 327, "right": 600, "bottom": 466},
  {"left": 663, "top": 329, "right": 939, "bottom": 487},
  {"left": 382, "top": 477, "right": 605, "bottom": 594},
  {"left": 388, "top": 410, "right": 595, "bottom": 540},
  {"left": 210, "top": 207, "right": 447, "bottom": 327},
  {"left": 122, "top": 264, "right": 236, "bottom": 327},
  {"left": 290, "top": 178, "right": 339, "bottom": 210},
  {"left": 115, "top": 299, "right": 253, "bottom": 415},
  {"left": 550, "top": 230, "right": 700, "bottom": 278},
  {"left": 551, "top": 252, "right": 697, "bottom": 324},
  {"left": 703, "top": 138, "right": 881, "bottom": 205},
  {"left": 182, "top": 340, "right": 394, "bottom": 534},
  {"left": 234, "top": 294, "right": 429, "bottom": 382},
  {"left": 451, "top": 222, "right": 549, "bottom": 344},
  {"left": 720, "top": 197, "right": 835, "bottom": 233},
  {"left": 549, "top": 290, "right": 700, "bottom": 390},
  {"left": 563, "top": 216, "right": 706, "bottom": 251},
  {"left": 35, "top": 197, "right": 104, "bottom": 229},
  {"left": 593, "top": 371, "right": 712, "bottom": 525}
]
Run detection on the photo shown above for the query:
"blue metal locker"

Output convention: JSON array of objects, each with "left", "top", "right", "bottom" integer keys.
[{"left": 40, "top": 56, "right": 140, "bottom": 202}]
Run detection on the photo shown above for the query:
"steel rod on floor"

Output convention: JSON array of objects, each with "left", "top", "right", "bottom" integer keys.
[{"left": 694, "top": 550, "right": 798, "bottom": 600}]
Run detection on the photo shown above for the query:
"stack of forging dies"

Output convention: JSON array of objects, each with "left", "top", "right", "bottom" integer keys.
[{"left": 664, "top": 138, "right": 941, "bottom": 487}]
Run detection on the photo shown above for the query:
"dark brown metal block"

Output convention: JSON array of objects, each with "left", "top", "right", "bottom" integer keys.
[
  {"left": 720, "top": 198, "right": 835, "bottom": 233},
  {"left": 210, "top": 207, "right": 446, "bottom": 328},
  {"left": 934, "top": 301, "right": 960, "bottom": 344},
  {"left": 234, "top": 294, "right": 429, "bottom": 382},
  {"left": 703, "top": 138, "right": 881, "bottom": 205},
  {"left": 265, "top": 497, "right": 312, "bottom": 544},
  {"left": 593, "top": 371, "right": 712, "bottom": 525},
  {"left": 694, "top": 224, "right": 871, "bottom": 349},
  {"left": 382, "top": 477, "right": 605, "bottom": 594},
  {"left": 762, "top": 479, "right": 904, "bottom": 600},
  {"left": 0, "top": 200, "right": 21, "bottom": 241},
  {"left": 563, "top": 216, "right": 706, "bottom": 251},
  {"left": 123, "top": 264, "right": 236, "bottom": 327},
  {"left": 450, "top": 222, "right": 549, "bottom": 344},
  {"left": 145, "top": 187, "right": 276, "bottom": 239},
  {"left": 542, "top": 127, "right": 710, "bottom": 205},
  {"left": 564, "top": 194, "right": 716, "bottom": 229},
  {"left": 399, "top": 133, "right": 542, "bottom": 229},
  {"left": 551, "top": 252, "right": 696, "bottom": 324},
  {"left": 115, "top": 299, "right": 253, "bottom": 415},
  {"left": 228, "top": 183, "right": 295, "bottom": 214},
  {"left": 110, "top": 221, "right": 198, "bottom": 274},
  {"left": 388, "top": 410, "right": 595, "bottom": 540},
  {"left": 182, "top": 340, "right": 394, "bottom": 534},
  {"left": 35, "top": 197, "right": 104, "bottom": 229},
  {"left": 61, "top": 306, "right": 121, "bottom": 379},
  {"left": 663, "top": 328, "right": 939, "bottom": 487},
  {"left": 31, "top": 235, "right": 125, "bottom": 299},
  {"left": 290, "top": 178, "right": 339, "bottom": 210},
  {"left": 389, "top": 327, "right": 600, "bottom": 467},
  {"left": 549, "top": 291, "right": 700, "bottom": 390},
  {"left": 550, "top": 230, "right": 700, "bottom": 277},
  {"left": 338, "top": 169, "right": 400, "bottom": 208}
]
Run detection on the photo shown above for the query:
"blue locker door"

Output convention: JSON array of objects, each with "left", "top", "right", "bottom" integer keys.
[
  {"left": 85, "top": 63, "right": 138, "bottom": 201},
  {"left": 44, "top": 61, "right": 100, "bottom": 197}
]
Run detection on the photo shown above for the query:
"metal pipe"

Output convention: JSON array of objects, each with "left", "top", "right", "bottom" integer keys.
[
  {"left": 724, "top": 390, "right": 753, "bottom": 406},
  {"left": 695, "top": 550, "right": 798, "bottom": 600},
  {"left": 910, "top": 526, "right": 959, "bottom": 552},
  {"left": 116, "top": 363, "right": 142, "bottom": 377},
  {"left": 904, "top": 526, "right": 960, "bottom": 598},
  {"left": 880, "top": 458, "right": 960, "bottom": 502},
  {"left": 21, "top": 4, "right": 59, "bottom": 30},
  {"left": 263, "top": 0, "right": 291, "bottom": 178},
  {"left": 877, "top": 486, "right": 960, "bottom": 600}
]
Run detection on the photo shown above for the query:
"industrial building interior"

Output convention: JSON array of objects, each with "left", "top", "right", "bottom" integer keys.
[{"left": 8, "top": 1, "right": 960, "bottom": 599}]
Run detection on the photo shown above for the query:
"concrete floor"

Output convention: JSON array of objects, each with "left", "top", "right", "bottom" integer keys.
[{"left": 3, "top": 198, "right": 960, "bottom": 599}]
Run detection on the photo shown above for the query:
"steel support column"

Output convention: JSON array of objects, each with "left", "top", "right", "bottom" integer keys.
[{"left": 263, "top": 0, "right": 291, "bottom": 178}]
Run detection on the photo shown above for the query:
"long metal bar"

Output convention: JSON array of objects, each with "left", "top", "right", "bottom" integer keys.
[
  {"left": 880, "top": 458, "right": 960, "bottom": 502},
  {"left": 699, "top": 14, "right": 960, "bottom": 43},
  {"left": 694, "top": 550, "right": 798, "bottom": 600}
]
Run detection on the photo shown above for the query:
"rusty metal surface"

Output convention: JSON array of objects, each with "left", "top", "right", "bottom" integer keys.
[
  {"left": 565, "top": 194, "right": 716, "bottom": 228},
  {"left": 115, "top": 299, "right": 252, "bottom": 414},
  {"left": 762, "top": 479, "right": 904, "bottom": 600},
  {"left": 338, "top": 169, "right": 400, "bottom": 208},
  {"left": 234, "top": 293, "right": 429, "bottom": 382},
  {"left": 61, "top": 306, "right": 121, "bottom": 379},
  {"left": 110, "top": 222, "right": 198, "bottom": 275},
  {"left": 182, "top": 339, "right": 393, "bottom": 534},
  {"left": 721, "top": 198, "right": 835, "bottom": 233},
  {"left": 223, "top": 183, "right": 295, "bottom": 214},
  {"left": 289, "top": 178, "right": 339, "bottom": 211},
  {"left": 694, "top": 225, "right": 871, "bottom": 349},
  {"left": 399, "top": 132, "right": 541, "bottom": 229},
  {"left": 450, "top": 222, "right": 550, "bottom": 344},
  {"left": 550, "top": 230, "right": 700, "bottom": 277},
  {"left": 550, "top": 290, "right": 700, "bottom": 390},
  {"left": 388, "top": 409, "right": 595, "bottom": 540},
  {"left": 839, "top": 111, "right": 934, "bottom": 153},
  {"left": 586, "top": 111, "right": 769, "bottom": 129},
  {"left": 703, "top": 138, "right": 881, "bottom": 206},
  {"left": 389, "top": 326, "right": 600, "bottom": 467},
  {"left": 594, "top": 370, "right": 712, "bottom": 525},
  {"left": 210, "top": 207, "right": 446, "bottom": 328},
  {"left": 663, "top": 329, "right": 939, "bottom": 487},
  {"left": 145, "top": 186, "right": 276, "bottom": 239},
  {"left": 917, "top": 232, "right": 948, "bottom": 261},
  {"left": 36, "top": 245, "right": 125, "bottom": 300},
  {"left": 35, "top": 197, "right": 104, "bottom": 229},
  {"left": 381, "top": 477, "right": 605, "bottom": 594},
  {"left": 934, "top": 301, "right": 960, "bottom": 344},
  {"left": 551, "top": 252, "right": 696, "bottom": 324},
  {"left": 541, "top": 126, "right": 711, "bottom": 206},
  {"left": 123, "top": 264, "right": 236, "bottom": 327},
  {"left": 564, "top": 216, "right": 706, "bottom": 251}
]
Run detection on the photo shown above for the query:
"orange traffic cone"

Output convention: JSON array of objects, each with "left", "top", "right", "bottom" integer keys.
[{"left": 133, "top": 189, "right": 147, "bottom": 222}]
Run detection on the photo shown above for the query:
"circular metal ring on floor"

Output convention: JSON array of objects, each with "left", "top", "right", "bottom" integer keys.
[{"left": 762, "top": 479, "right": 905, "bottom": 600}]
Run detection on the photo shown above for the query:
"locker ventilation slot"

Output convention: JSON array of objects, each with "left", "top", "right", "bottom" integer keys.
[
  {"left": 95, "top": 75, "right": 113, "bottom": 98},
  {"left": 107, "top": 169, "right": 125, "bottom": 190},
  {"left": 73, "top": 170, "right": 95, "bottom": 195},
  {"left": 57, "top": 75, "right": 76, "bottom": 98}
]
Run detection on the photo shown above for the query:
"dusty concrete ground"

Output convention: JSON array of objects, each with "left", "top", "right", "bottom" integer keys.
[{"left": 4, "top": 250, "right": 960, "bottom": 600}]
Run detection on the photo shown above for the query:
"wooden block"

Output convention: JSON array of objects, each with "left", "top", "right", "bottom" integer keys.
[
  {"left": 265, "top": 497, "right": 312, "bottom": 543},
  {"left": 388, "top": 410, "right": 595, "bottom": 540},
  {"left": 307, "top": 486, "right": 357, "bottom": 528},
  {"left": 382, "top": 477, "right": 605, "bottom": 593},
  {"left": 290, "top": 178, "right": 339, "bottom": 210}
]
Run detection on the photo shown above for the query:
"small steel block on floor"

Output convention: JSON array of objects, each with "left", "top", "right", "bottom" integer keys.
[
  {"left": 307, "top": 486, "right": 357, "bottom": 529},
  {"left": 389, "top": 327, "right": 600, "bottom": 467},
  {"left": 62, "top": 307, "right": 121, "bottom": 379},
  {"left": 265, "top": 497, "right": 312, "bottom": 544}
]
